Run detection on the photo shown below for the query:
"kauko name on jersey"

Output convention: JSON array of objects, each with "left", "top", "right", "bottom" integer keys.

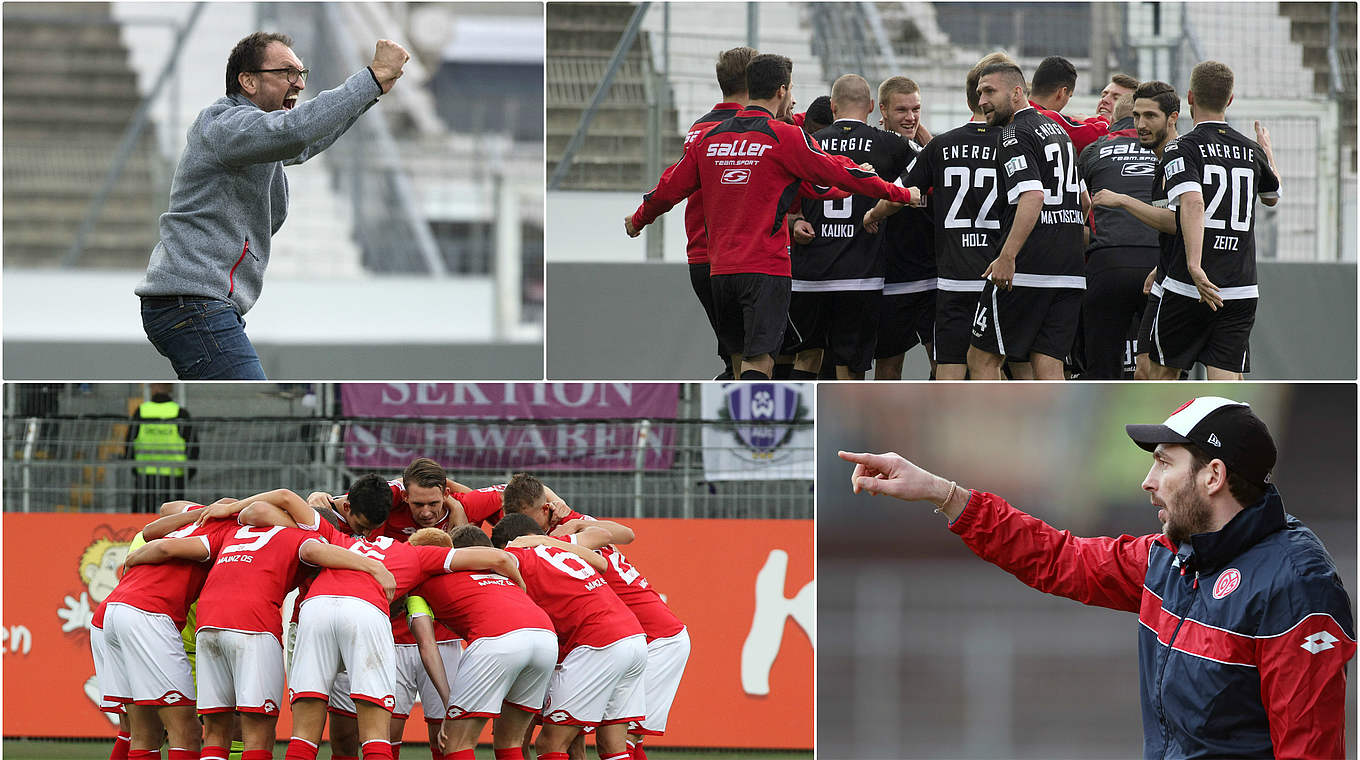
[{"left": 706, "top": 140, "right": 772, "bottom": 157}]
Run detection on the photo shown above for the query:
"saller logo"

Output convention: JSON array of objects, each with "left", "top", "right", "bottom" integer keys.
[
  {"left": 721, "top": 168, "right": 751, "bottom": 184},
  {"left": 708, "top": 140, "right": 772, "bottom": 157}
]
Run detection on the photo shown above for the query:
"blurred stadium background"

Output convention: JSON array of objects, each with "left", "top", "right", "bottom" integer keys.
[
  {"left": 545, "top": 1, "right": 1357, "bottom": 380},
  {"left": 2, "top": 2, "right": 543, "bottom": 379},
  {"left": 2, "top": 382, "right": 813, "bottom": 756},
  {"left": 816, "top": 383, "right": 1356, "bottom": 759}
]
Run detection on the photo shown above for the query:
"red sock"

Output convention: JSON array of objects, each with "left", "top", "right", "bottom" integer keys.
[
  {"left": 362, "top": 740, "right": 394, "bottom": 760},
  {"left": 600, "top": 752, "right": 630, "bottom": 760},
  {"left": 201, "top": 746, "right": 229, "bottom": 760},
  {"left": 283, "top": 738, "right": 319, "bottom": 760},
  {"left": 493, "top": 749, "right": 522, "bottom": 760},
  {"left": 167, "top": 749, "right": 197, "bottom": 760},
  {"left": 447, "top": 750, "right": 476, "bottom": 760},
  {"left": 390, "top": 742, "right": 401, "bottom": 760},
  {"left": 631, "top": 745, "right": 647, "bottom": 760},
  {"left": 242, "top": 751, "right": 274, "bottom": 760},
  {"left": 111, "top": 733, "right": 132, "bottom": 760}
]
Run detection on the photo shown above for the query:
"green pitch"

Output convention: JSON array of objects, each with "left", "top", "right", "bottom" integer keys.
[{"left": 2, "top": 740, "right": 811, "bottom": 760}]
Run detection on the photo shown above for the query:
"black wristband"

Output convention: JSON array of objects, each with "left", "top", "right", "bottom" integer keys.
[{"left": 366, "top": 66, "right": 382, "bottom": 94}]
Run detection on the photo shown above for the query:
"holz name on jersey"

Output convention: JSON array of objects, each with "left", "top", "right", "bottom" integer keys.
[
  {"left": 960, "top": 232, "right": 990, "bottom": 248},
  {"left": 708, "top": 140, "right": 772, "bottom": 157}
]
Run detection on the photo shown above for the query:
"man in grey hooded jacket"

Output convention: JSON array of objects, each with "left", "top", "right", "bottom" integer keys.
[{"left": 136, "top": 32, "right": 408, "bottom": 379}]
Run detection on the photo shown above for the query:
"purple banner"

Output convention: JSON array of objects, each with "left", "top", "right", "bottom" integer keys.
[{"left": 340, "top": 384, "right": 679, "bottom": 471}]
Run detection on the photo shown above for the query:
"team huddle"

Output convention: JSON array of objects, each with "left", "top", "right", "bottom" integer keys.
[
  {"left": 629, "top": 49, "right": 1279, "bottom": 381},
  {"left": 88, "top": 458, "right": 688, "bottom": 760}
]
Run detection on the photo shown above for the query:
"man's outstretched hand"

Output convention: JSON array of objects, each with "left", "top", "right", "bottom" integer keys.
[
  {"left": 370, "top": 39, "right": 410, "bottom": 94},
  {"left": 838, "top": 451, "right": 969, "bottom": 521}
]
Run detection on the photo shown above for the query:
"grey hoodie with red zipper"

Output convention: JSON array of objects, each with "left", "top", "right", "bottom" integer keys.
[{"left": 135, "top": 67, "right": 381, "bottom": 314}]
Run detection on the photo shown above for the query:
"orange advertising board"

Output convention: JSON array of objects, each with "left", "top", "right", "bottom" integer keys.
[{"left": 2, "top": 514, "right": 812, "bottom": 749}]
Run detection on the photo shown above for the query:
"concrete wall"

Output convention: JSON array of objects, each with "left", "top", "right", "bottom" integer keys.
[{"left": 546, "top": 261, "right": 1357, "bottom": 380}]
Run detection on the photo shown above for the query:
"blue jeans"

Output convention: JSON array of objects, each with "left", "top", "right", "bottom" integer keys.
[{"left": 141, "top": 297, "right": 267, "bottom": 379}]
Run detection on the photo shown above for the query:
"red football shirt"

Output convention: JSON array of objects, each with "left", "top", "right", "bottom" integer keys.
[
  {"left": 505, "top": 544, "right": 644, "bottom": 661},
  {"left": 98, "top": 520, "right": 214, "bottom": 629},
  {"left": 195, "top": 522, "right": 326, "bottom": 644},
  {"left": 413, "top": 571, "right": 554, "bottom": 643},
  {"left": 304, "top": 536, "right": 455, "bottom": 615},
  {"left": 566, "top": 520, "right": 684, "bottom": 642}
]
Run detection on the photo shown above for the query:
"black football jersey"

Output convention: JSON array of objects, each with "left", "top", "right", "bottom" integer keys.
[
  {"left": 1078, "top": 120, "right": 1160, "bottom": 252},
  {"left": 882, "top": 140, "right": 935, "bottom": 287},
  {"left": 996, "top": 107, "right": 1086, "bottom": 282},
  {"left": 905, "top": 121, "right": 1001, "bottom": 286},
  {"left": 1161, "top": 121, "right": 1280, "bottom": 292},
  {"left": 792, "top": 119, "right": 912, "bottom": 286}
]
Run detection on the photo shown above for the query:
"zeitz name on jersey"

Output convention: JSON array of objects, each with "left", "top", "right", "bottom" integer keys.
[
  {"left": 819, "top": 223, "right": 857, "bottom": 238},
  {"left": 1199, "top": 143, "right": 1256, "bottom": 161},
  {"left": 707, "top": 140, "right": 773, "bottom": 157},
  {"left": 1040, "top": 208, "right": 1084, "bottom": 224},
  {"left": 820, "top": 136, "right": 874, "bottom": 153},
  {"left": 941, "top": 144, "right": 996, "bottom": 161}
]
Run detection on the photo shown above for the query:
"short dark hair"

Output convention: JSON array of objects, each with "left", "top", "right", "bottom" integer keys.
[
  {"left": 746, "top": 53, "right": 792, "bottom": 101},
  {"left": 1185, "top": 444, "right": 1266, "bottom": 508},
  {"left": 348, "top": 473, "right": 393, "bottom": 528},
  {"left": 226, "top": 32, "right": 293, "bottom": 96},
  {"left": 402, "top": 458, "right": 446, "bottom": 491},
  {"left": 977, "top": 62, "right": 1026, "bottom": 93},
  {"left": 966, "top": 52, "right": 1016, "bottom": 113},
  {"left": 1189, "top": 60, "right": 1234, "bottom": 112},
  {"left": 1133, "top": 80, "right": 1180, "bottom": 118},
  {"left": 1031, "top": 56, "right": 1077, "bottom": 97},
  {"left": 1110, "top": 73, "right": 1140, "bottom": 92},
  {"left": 716, "top": 46, "right": 757, "bottom": 97},
  {"left": 490, "top": 512, "right": 543, "bottom": 549},
  {"left": 805, "top": 95, "right": 833, "bottom": 131},
  {"left": 501, "top": 473, "right": 545, "bottom": 514},
  {"left": 449, "top": 524, "right": 492, "bottom": 548}
]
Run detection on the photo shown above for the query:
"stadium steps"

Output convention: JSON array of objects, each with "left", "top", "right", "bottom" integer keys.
[
  {"left": 1279, "top": 2, "right": 1356, "bottom": 161},
  {"left": 2, "top": 3, "right": 163, "bottom": 269},
  {"left": 547, "top": 3, "right": 683, "bottom": 191}
]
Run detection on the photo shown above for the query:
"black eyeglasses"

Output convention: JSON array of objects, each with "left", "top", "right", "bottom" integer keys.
[{"left": 250, "top": 67, "right": 308, "bottom": 85}]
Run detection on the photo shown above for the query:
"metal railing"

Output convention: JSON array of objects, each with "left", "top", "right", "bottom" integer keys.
[{"left": 3, "top": 416, "right": 812, "bottom": 520}]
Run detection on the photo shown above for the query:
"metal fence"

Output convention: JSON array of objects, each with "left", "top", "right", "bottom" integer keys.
[{"left": 3, "top": 416, "right": 811, "bottom": 521}]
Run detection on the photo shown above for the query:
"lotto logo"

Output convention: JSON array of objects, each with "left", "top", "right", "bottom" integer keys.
[
  {"left": 1004, "top": 155, "right": 1027, "bottom": 176},
  {"left": 383, "top": 696, "right": 395, "bottom": 709},
  {"left": 1301, "top": 631, "right": 1340, "bottom": 654},
  {"left": 263, "top": 700, "right": 277, "bottom": 713},
  {"left": 546, "top": 710, "right": 571, "bottom": 723},
  {"left": 1164, "top": 157, "right": 1185, "bottom": 180},
  {"left": 163, "top": 692, "right": 184, "bottom": 704},
  {"left": 721, "top": 168, "right": 751, "bottom": 185},
  {"left": 447, "top": 705, "right": 466, "bottom": 719}
]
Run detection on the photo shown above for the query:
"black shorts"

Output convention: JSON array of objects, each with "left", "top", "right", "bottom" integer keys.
[
  {"left": 1082, "top": 256, "right": 1155, "bottom": 379},
  {"left": 933, "top": 289, "right": 982, "bottom": 365},
  {"left": 784, "top": 289, "right": 881, "bottom": 372},
  {"left": 689, "top": 263, "right": 724, "bottom": 359},
  {"left": 1145, "top": 289, "right": 1255, "bottom": 373},
  {"left": 710, "top": 273, "right": 792, "bottom": 359},
  {"left": 970, "top": 283, "right": 1082, "bottom": 362},
  {"left": 876, "top": 288, "right": 936, "bottom": 359},
  {"left": 1136, "top": 290, "right": 1161, "bottom": 356}
]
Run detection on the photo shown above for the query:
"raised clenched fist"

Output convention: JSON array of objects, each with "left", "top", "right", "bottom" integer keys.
[{"left": 370, "top": 39, "right": 410, "bottom": 94}]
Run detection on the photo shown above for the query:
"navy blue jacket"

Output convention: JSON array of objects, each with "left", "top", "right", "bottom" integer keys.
[{"left": 952, "top": 487, "right": 1355, "bottom": 759}]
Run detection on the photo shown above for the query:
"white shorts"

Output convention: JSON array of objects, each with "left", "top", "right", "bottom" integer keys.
[
  {"left": 89, "top": 625, "right": 126, "bottom": 715},
  {"left": 630, "top": 628, "right": 691, "bottom": 735},
  {"left": 394, "top": 640, "right": 464, "bottom": 721},
  {"left": 289, "top": 596, "right": 396, "bottom": 712},
  {"left": 328, "top": 670, "right": 356, "bottom": 717},
  {"left": 541, "top": 634, "right": 647, "bottom": 727},
  {"left": 447, "top": 629, "right": 557, "bottom": 720},
  {"left": 195, "top": 628, "right": 285, "bottom": 715},
  {"left": 101, "top": 603, "right": 196, "bottom": 706}
]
